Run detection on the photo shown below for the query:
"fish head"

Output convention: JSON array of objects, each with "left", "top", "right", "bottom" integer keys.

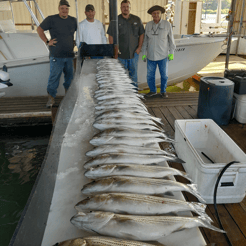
[
  {"left": 81, "top": 178, "right": 114, "bottom": 195},
  {"left": 89, "top": 165, "right": 117, "bottom": 176},
  {"left": 71, "top": 211, "right": 114, "bottom": 231}
]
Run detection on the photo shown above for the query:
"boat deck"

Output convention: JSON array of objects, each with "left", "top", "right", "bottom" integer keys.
[
  {"left": 0, "top": 96, "right": 63, "bottom": 126},
  {"left": 145, "top": 92, "right": 246, "bottom": 246}
]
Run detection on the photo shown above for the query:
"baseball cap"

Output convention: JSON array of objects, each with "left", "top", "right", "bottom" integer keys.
[
  {"left": 59, "top": 0, "right": 70, "bottom": 7},
  {"left": 85, "top": 4, "right": 95, "bottom": 12}
]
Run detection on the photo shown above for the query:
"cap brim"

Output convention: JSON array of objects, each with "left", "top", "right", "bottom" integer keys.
[{"left": 147, "top": 6, "right": 165, "bottom": 14}]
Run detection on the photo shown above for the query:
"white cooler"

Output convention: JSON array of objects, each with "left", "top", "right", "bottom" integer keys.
[
  {"left": 233, "top": 93, "right": 246, "bottom": 124},
  {"left": 175, "top": 119, "right": 246, "bottom": 204}
]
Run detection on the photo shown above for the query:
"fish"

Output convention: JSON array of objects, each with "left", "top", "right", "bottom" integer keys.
[
  {"left": 95, "top": 88, "right": 136, "bottom": 94},
  {"left": 93, "top": 118, "right": 158, "bottom": 128},
  {"left": 84, "top": 153, "right": 185, "bottom": 169},
  {"left": 75, "top": 193, "right": 207, "bottom": 217},
  {"left": 95, "top": 103, "right": 147, "bottom": 112},
  {"left": 98, "top": 83, "right": 137, "bottom": 90},
  {"left": 94, "top": 107, "right": 149, "bottom": 116},
  {"left": 93, "top": 121, "right": 163, "bottom": 132},
  {"left": 94, "top": 105, "right": 148, "bottom": 114},
  {"left": 54, "top": 236, "right": 155, "bottom": 246},
  {"left": 92, "top": 128, "right": 168, "bottom": 139},
  {"left": 96, "top": 96, "right": 141, "bottom": 104},
  {"left": 86, "top": 144, "right": 176, "bottom": 158},
  {"left": 84, "top": 164, "right": 191, "bottom": 181},
  {"left": 96, "top": 93, "right": 144, "bottom": 101},
  {"left": 70, "top": 211, "right": 225, "bottom": 241},
  {"left": 89, "top": 136, "right": 169, "bottom": 148},
  {"left": 95, "top": 110, "right": 163, "bottom": 125},
  {"left": 81, "top": 176, "right": 205, "bottom": 202}
]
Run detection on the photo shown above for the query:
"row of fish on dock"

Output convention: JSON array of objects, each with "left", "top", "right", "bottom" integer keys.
[{"left": 55, "top": 59, "right": 225, "bottom": 246}]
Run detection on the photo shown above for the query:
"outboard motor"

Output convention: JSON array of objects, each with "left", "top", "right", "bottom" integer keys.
[{"left": 0, "top": 65, "right": 13, "bottom": 98}]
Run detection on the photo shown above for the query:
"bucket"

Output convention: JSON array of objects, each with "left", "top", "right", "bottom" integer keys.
[{"left": 197, "top": 77, "right": 234, "bottom": 125}]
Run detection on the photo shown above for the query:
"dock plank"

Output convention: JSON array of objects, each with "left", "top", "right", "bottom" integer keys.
[{"left": 0, "top": 96, "right": 64, "bottom": 126}]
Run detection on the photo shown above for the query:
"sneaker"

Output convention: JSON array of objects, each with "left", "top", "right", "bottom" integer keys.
[
  {"left": 160, "top": 92, "right": 168, "bottom": 98},
  {"left": 145, "top": 91, "right": 157, "bottom": 97},
  {"left": 46, "top": 94, "right": 55, "bottom": 108}
]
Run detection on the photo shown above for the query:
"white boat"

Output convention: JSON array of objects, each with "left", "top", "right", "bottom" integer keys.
[
  {"left": 0, "top": 0, "right": 65, "bottom": 98},
  {"left": 0, "top": 0, "right": 228, "bottom": 97}
]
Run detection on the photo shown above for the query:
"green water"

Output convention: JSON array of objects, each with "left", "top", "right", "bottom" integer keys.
[{"left": 0, "top": 126, "right": 52, "bottom": 246}]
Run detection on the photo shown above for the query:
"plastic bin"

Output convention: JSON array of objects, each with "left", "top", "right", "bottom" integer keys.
[
  {"left": 224, "top": 69, "right": 246, "bottom": 94},
  {"left": 197, "top": 77, "right": 234, "bottom": 126},
  {"left": 175, "top": 119, "right": 246, "bottom": 204},
  {"left": 233, "top": 93, "right": 246, "bottom": 124}
]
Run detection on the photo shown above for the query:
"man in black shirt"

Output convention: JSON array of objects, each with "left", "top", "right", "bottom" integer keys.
[
  {"left": 37, "top": 0, "right": 77, "bottom": 108},
  {"left": 107, "top": 0, "right": 144, "bottom": 89}
]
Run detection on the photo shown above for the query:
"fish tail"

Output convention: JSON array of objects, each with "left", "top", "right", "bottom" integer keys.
[
  {"left": 169, "top": 156, "right": 186, "bottom": 164},
  {"left": 190, "top": 202, "right": 212, "bottom": 221},
  {"left": 198, "top": 216, "right": 226, "bottom": 233},
  {"left": 187, "top": 184, "right": 206, "bottom": 203},
  {"left": 180, "top": 171, "right": 193, "bottom": 182},
  {"left": 164, "top": 137, "right": 175, "bottom": 143},
  {"left": 151, "top": 116, "right": 164, "bottom": 125}
]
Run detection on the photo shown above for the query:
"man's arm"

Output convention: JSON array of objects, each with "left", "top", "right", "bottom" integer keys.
[
  {"left": 108, "top": 35, "right": 113, "bottom": 44},
  {"left": 37, "top": 26, "right": 57, "bottom": 46},
  {"left": 37, "top": 26, "right": 49, "bottom": 44},
  {"left": 135, "top": 33, "right": 144, "bottom": 55}
]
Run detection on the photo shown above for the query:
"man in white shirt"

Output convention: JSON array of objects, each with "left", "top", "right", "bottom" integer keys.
[{"left": 76, "top": 4, "right": 107, "bottom": 48}]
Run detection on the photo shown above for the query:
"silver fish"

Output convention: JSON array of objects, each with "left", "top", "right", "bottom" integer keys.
[
  {"left": 96, "top": 95, "right": 141, "bottom": 103},
  {"left": 94, "top": 105, "right": 148, "bottom": 114},
  {"left": 54, "top": 236, "right": 154, "bottom": 246},
  {"left": 84, "top": 164, "right": 191, "bottom": 181},
  {"left": 96, "top": 94, "right": 144, "bottom": 101},
  {"left": 98, "top": 83, "right": 137, "bottom": 90},
  {"left": 84, "top": 153, "right": 185, "bottom": 169},
  {"left": 95, "top": 103, "right": 147, "bottom": 112},
  {"left": 89, "top": 136, "right": 168, "bottom": 148},
  {"left": 93, "top": 118, "right": 157, "bottom": 127},
  {"left": 81, "top": 176, "right": 205, "bottom": 202},
  {"left": 92, "top": 129, "right": 173, "bottom": 142},
  {"left": 71, "top": 211, "right": 225, "bottom": 241},
  {"left": 95, "top": 111, "right": 163, "bottom": 125},
  {"left": 75, "top": 193, "right": 207, "bottom": 217},
  {"left": 93, "top": 122, "right": 163, "bottom": 132},
  {"left": 94, "top": 107, "right": 149, "bottom": 116}
]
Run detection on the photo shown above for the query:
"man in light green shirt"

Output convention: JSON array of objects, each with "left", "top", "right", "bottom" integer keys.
[{"left": 142, "top": 5, "right": 176, "bottom": 98}]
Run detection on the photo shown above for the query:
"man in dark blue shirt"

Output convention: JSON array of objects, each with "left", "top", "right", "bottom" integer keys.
[{"left": 37, "top": 0, "right": 77, "bottom": 108}]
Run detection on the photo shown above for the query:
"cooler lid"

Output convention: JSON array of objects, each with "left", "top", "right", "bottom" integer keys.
[{"left": 202, "top": 77, "right": 234, "bottom": 86}]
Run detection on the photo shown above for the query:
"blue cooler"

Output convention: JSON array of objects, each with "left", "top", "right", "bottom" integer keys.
[{"left": 197, "top": 77, "right": 234, "bottom": 125}]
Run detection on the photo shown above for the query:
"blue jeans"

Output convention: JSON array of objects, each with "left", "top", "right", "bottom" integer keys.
[
  {"left": 147, "top": 58, "right": 168, "bottom": 93},
  {"left": 47, "top": 57, "right": 74, "bottom": 98},
  {"left": 118, "top": 52, "right": 139, "bottom": 88}
]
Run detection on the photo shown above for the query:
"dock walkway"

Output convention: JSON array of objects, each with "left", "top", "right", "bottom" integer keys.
[
  {"left": 145, "top": 92, "right": 246, "bottom": 246},
  {"left": 0, "top": 96, "right": 63, "bottom": 126}
]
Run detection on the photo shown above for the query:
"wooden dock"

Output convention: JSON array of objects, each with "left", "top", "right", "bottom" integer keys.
[
  {"left": 1, "top": 91, "right": 245, "bottom": 245},
  {"left": 145, "top": 92, "right": 246, "bottom": 246},
  {"left": 0, "top": 96, "right": 63, "bottom": 126}
]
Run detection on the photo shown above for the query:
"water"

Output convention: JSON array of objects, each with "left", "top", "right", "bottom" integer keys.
[{"left": 0, "top": 126, "right": 52, "bottom": 246}]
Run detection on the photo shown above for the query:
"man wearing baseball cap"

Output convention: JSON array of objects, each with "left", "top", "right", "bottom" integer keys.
[
  {"left": 142, "top": 5, "right": 176, "bottom": 98},
  {"left": 37, "top": 0, "right": 77, "bottom": 108},
  {"left": 76, "top": 4, "right": 107, "bottom": 48}
]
